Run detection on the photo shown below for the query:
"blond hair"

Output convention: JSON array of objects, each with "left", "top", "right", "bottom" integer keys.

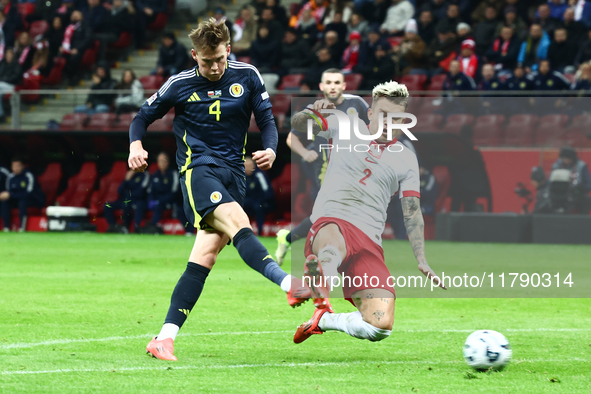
[
  {"left": 188, "top": 17, "right": 231, "bottom": 53},
  {"left": 371, "top": 81, "right": 410, "bottom": 109}
]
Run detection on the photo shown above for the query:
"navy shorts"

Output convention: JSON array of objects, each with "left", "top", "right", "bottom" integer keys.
[{"left": 180, "top": 165, "right": 246, "bottom": 230}]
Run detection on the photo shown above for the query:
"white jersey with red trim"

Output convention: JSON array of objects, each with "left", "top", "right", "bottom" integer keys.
[{"left": 310, "top": 115, "right": 421, "bottom": 246}]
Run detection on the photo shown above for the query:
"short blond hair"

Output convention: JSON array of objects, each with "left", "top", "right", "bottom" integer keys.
[
  {"left": 372, "top": 80, "right": 409, "bottom": 109},
  {"left": 188, "top": 17, "right": 231, "bottom": 53}
]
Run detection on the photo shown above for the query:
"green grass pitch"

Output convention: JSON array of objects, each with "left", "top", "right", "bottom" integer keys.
[{"left": 1, "top": 233, "right": 590, "bottom": 393}]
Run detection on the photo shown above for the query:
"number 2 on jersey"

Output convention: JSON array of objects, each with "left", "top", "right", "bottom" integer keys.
[
  {"left": 209, "top": 100, "right": 221, "bottom": 121},
  {"left": 359, "top": 168, "right": 372, "bottom": 185}
]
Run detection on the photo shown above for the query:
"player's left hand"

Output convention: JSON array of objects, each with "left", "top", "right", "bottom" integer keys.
[
  {"left": 252, "top": 148, "right": 276, "bottom": 170},
  {"left": 0, "top": 191, "right": 10, "bottom": 201},
  {"left": 418, "top": 262, "right": 447, "bottom": 290}
]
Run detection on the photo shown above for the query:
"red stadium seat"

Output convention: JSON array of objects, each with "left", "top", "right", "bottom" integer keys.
[
  {"left": 89, "top": 161, "right": 128, "bottom": 216},
  {"left": 401, "top": 74, "right": 427, "bottom": 91},
  {"left": 533, "top": 114, "right": 570, "bottom": 145},
  {"left": 17, "top": 3, "right": 36, "bottom": 17},
  {"left": 504, "top": 124, "right": 534, "bottom": 146},
  {"left": 427, "top": 74, "right": 447, "bottom": 91},
  {"left": 344, "top": 73, "right": 363, "bottom": 91},
  {"left": 473, "top": 124, "right": 504, "bottom": 146},
  {"left": 148, "top": 13, "right": 169, "bottom": 31},
  {"left": 60, "top": 113, "right": 89, "bottom": 131},
  {"left": 20, "top": 73, "right": 41, "bottom": 103},
  {"left": 413, "top": 114, "right": 443, "bottom": 133},
  {"left": 109, "top": 31, "right": 132, "bottom": 49},
  {"left": 271, "top": 94, "right": 291, "bottom": 116},
  {"left": 56, "top": 162, "right": 97, "bottom": 207},
  {"left": 140, "top": 75, "right": 165, "bottom": 92},
  {"left": 474, "top": 114, "right": 506, "bottom": 127},
  {"left": 85, "top": 113, "right": 117, "bottom": 131},
  {"left": 441, "top": 114, "right": 474, "bottom": 134},
  {"left": 278, "top": 74, "right": 304, "bottom": 90},
  {"left": 432, "top": 165, "right": 451, "bottom": 214},
  {"left": 406, "top": 97, "right": 423, "bottom": 115},
  {"left": 41, "top": 57, "right": 66, "bottom": 85},
  {"left": 81, "top": 40, "right": 100, "bottom": 70},
  {"left": 37, "top": 163, "right": 62, "bottom": 206},
  {"left": 147, "top": 118, "right": 172, "bottom": 131},
  {"left": 249, "top": 114, "right": 259, "bottom": 131},
  {"left": 237, "top": 56, "right": 251, "bottom": 64},
  {"left": 112, "top": 112, "right": 137, "bottom": 131},
  {"left": 271, "top": 163, "right": 299, "bottom": 220},
  {"left": 417, "top": 97, "right": 443, "bottom": 114},
  {"left": 507, "top": 114, "right": 538, "bottom": 127},
  {"left": 29, "top": 20, "right": 48, "bottom": 37},
  {"left": 558, "top": 131, "right": 590, "bottom": 148}
]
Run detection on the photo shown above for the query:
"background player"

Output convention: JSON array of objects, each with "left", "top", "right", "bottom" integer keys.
[
  {"left": 275, "top": 68, "right": 369, "bottom": 265},
  {"left": 127, "top": 18, "right": 309, "bottom": 361},
  {"left": 289, "top": 81, "right": 446, "bottom": 344}
]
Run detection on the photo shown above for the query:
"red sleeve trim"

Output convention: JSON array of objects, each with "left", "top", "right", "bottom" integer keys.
[
  {"left": 309, "top": 108, "right": 328, "bottom": 131},
  {"left": 402, "top": 190, "right": 421, "bottom": 198}
]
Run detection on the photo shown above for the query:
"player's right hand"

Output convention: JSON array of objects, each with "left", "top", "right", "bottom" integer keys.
[
  {"left": 312, "top": 99, "right": 336, "bottom": 114},
  {"left": 418, "top": 262, "right": 447, "bottom": 290},
  {"left": 128, "top": 141, "right": 148, "bottom": 172},
  {"left": 303, "top": 150, "right": 318, "bottom": 163}
]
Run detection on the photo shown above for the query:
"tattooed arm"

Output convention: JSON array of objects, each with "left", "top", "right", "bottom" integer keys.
[
  {"left": 401, "top": 196, "right": 447, "bottom": 289},
  {"left": 290, "top": 99, "right": 336, "bottom": 134}
]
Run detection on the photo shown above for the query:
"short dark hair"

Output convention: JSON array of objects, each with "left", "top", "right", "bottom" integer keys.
[{"left": 11, "top": 155, "right": 26, "bottom": 164}]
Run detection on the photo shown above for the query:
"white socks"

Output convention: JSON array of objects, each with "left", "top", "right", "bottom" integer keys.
[
  {"left": 280, "top": 275, "right": 293, "bottom": 292},
  {"left": 157, "top": 323, "right": 180, "bottom": 341},
  {"left": 318, "top": 245, "right": 342, "bottom": 279},
  {"left": 319, "top": 311, "right": 391, "bottom": 342}
]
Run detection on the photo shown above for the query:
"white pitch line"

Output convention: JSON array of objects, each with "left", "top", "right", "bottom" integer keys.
[
  {"left": 2, "top": 358, "right": 590, "bottom": 376},
  {"left": 2, "top": 327, "right": 589, "bottom": 351}
]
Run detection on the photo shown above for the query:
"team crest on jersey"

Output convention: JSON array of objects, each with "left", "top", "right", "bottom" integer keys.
[
  {"left": 210, "top": 191, "right": 222, "bottom": 203},
  {"left": 146, "top": 93, "right": 158, "bottom": 106},
  {"left": 229, "top": 83, "right": 244, "bottom": 97},
  {"left": 346, "top": 107, "right": 358, "bottom": 116}
]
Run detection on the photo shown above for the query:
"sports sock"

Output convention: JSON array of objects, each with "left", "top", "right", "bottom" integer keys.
[
  {"left": 163, "top": 262, "right": 210, "bottom": 330},
  {"left": 317, "top": 245, "right": 342, "bottom": 279},
  {"left": 157, "top": 323, "right": 180, "bottom": 341},
  {"left": 280, "top": 275, "right": 294, "bottom": 292},
  {"left": 287, "top": 217, "right": 313, "bottom": 244},
  {"left": 319, "top": 311, "right": 391, "bottom": 342},
  {"left": 233, "top": 227, "right": 288, "bottom": 286}
]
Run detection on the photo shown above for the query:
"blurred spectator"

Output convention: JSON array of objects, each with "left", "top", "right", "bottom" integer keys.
[
  {"left": 548, "top": 0, "right": 569, "bottom": 20},
  {"left": 25, "top": 0, "right": 61, "bottom": 24},
  {"left": 419, "top": 165, "right": 437, "bottom": 217},
  {"left": 420, "top": 0, "right": 448, "bottom": 22},
  {"left": 471, "top": 0, "right": 505, "bottom": 23},
  {"left": 315, "top": 30, "right": 345, "bottom": 65},
  {"left": 563, "top": 7, "right": 588, "bottom": 45},
  {"left": 325, "top": 12, "right": 348, "bottom": 44},
  {"left": 486, "top": 26, "right": 521, "bottom": 72},
  {"left": 44, "top": 16, "right": 65, "bottom": 59},
  {"left": 145, "top": 152, "right": 179, "bottom": 233},
  {"left": 28, "top": 37, "right": 53, "bottom": 77},
  {"left": 359, "top": 0, "right": 389, "bottom": 26},
  {"left": 341, "top": 31, "right": 361, "bottom": 73},
  {"left": 0, "top": 2, "right": 22, "bottom": 48},
  {"left": 457, "top": 39, "right": 478, "bottom": 79},
  {"left": 243, "top": 156, "right": 275, "bottom": 236},
  {"left": 260, "top": 7, "right": 284, "bottom": 41},
  {"left": 266, "top": 0, "right": 288, "bottom": 27},
  {"left": 530, "top": 59, "right": 571, "bottom": 90},
  {"left": 250, "top": 25, "right": 281, "bottom": 72},
  {"left": 14, "top": 32, "right": 34, "bottom": 71},
  {"left": 55, "top": 0, "right": 76, "bottom": 29},
  {"left": 517, "top": 24, "right": 550, "bottom": 72},
  {"left": 233, "top": 5, "right": 258, "bottom": 56},
  {"left": 295, "top": 0, "right": 328, "bottom": 31},
  {"left": 0, "top": 49, "right": 21, "bottom": 122},
  {"left": 0, "top": 157, "right": 45, "bottom": 232},
  {"left": 280, "top": 27, "right": 313, "bottom": 73},
  {"left": 548, "top": 27, "right": 577, "bottom": 73},
  {"left": 426, "top": 26, "right": 457, "bottom": 72},
  {"left": 473, "top": 6, "right": 499, "bottom": 56},
  {"left": 572, "top": 62, "right": 591, "bottom": 90},
  {"left": 135, "top": 0, "right": 168, "bottom": 49},
  {"left": 154, "top": 33, "right": 189, "bottom": 78},
  {"left": 81, "top": 0, "right": 109, "bottom": 33},
  {"left": 104, "top": 170, "right": 149, "bottom": 233},
  {"left": 0, "top": 165, "right": 7, "bottom": 194},
  {"left": 534, "top": 3, "right": 562, "bottom": 36},
  {"left": 456, "top": 21, "right": 471, "bottom": 42},
  {"left": 323, "top": 0, "right": 352, "bottom": 25},
  {"left": 575, "top": 30, "right": 591, "bottom": 66},
  {"left": 380, "top": 0, "right": 414, "bottom": 36},
  {"left": 530, "top": 166, "right": 552, "bottom": 214},
  {"left": 74, "top": 63, "right": 116, "bottom": 115},
  {"left": 435, "top": 3, "right": 461, "bottom": 35},
  {"left": 505, "top": 65, "right": 533, "bottom": 90},
  {"left": 347, "top": 13, "right": 369, "bottom": 38},
  {"left": 396, "top": 19, "right": 428, "bottom": 75},
  {"left": 301, "top": 46, "right": 337, "bottom": 90},
  {"left": 295, "top": 8, "right": 318, "bottom": 48},
  {"left": 495, "top": 5, "right": 527, "bottom": 40},
  {"left": 60, "top": 10, "right": 92, "bottom": 86},
  {"left": 551, "top": 146, "right": 591, "bottom": 214},
  {"left": 479, "top": 63, "right": 503, "bottom": 90},
  {"left": 443, "top": 59, "right": 476, "bottom": 91},
  {"left": 358, "top": 44, "right": 395, "bottom": 89},
  {"left": 573, "top": 0, "right": 591, "bottom": 28},
  {"left": 252, "top": 0, "right": 267, "bottom": 17},
  {"left": 418, "top": 10, "right": 436, "bottom": 45},
  {"left": 505, "top": 0, "right": 529, "bottom": 23},
  {"left": 98, "top": 0, "right": 136, "bottom": 60},
  {"left": 115, "top": 69, "right": 144, "bottom": 114},
  {"left": 357, "top": 26, "right": 390, "bottom": 70}
]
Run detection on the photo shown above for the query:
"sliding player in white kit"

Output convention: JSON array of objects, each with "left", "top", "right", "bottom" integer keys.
[{"left": 290, "top": 81, "right": 447, "bottom": 344}]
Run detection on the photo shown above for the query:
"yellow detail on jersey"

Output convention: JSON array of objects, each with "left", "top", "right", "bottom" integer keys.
[
  {"left": 187, "top": 92, "right": 201, "bottom": 102},
  {"left": 318, "top": 150, "right": 328, "bottom": 185},
  {"left": 263, "top": 254, "right": 273, "bottom": 261},
  {"left": 209, "top": 100, "right": 221, "bottom": 121},
  {"left": 242, "top": 133, "right": 248, "bottom": 160},
  {"left": 185, "top": 168, "right": 201, "bottom": 227},
  {"left": 178, "top": 308, "right": 190, "bottom": 316},
  {"left": 181, "top": 130, "right": 192, "bottom": 173}
]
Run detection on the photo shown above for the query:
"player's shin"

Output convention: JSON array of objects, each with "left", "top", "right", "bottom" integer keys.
[
  {"left": 159, "top": 262, "right": 210, "bottom": 340},
  {"left": 318, "top": 245, "right": 342, "bottom": 284},
  {"left": 233, "top": 227, "right": 288, "bottom": 286},
  {"left": 319, "top": 311, "right": 391, "bottom": 342}
]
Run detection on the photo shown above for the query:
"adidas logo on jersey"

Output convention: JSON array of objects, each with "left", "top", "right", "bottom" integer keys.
[{"left": 187, "top": 92, "right": 201, "bottom": 102}]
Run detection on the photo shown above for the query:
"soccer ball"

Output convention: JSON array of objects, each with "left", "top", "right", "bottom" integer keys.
[{"left": 463, "top": 330, "right": 512, "bottom": 371}]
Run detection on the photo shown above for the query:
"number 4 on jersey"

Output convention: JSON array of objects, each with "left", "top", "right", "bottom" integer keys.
[{"left": 209, "top": 100, "right": 221, "bottom": 121}]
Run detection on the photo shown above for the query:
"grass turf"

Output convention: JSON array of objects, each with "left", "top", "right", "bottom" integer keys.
[{"left": 0, "top": 233, "right": 590, "bottom": 393}]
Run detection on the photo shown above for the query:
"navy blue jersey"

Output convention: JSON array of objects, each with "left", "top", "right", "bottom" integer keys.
[
  {"left": 529, "top": 70, "right": 571, "bottom": 90},
  {"left": 6, "top": 170, "right": 45, "bottom": 203},
  {"left": 148, "top": 168, "right": 179, "bottom": 204},
  {"left": 0, "top": 166, "right": 9, "bottom": 193},
  {"left": 134, "top": 61, "right": 272, "bottom": 175},
  {"left": 118, "top": 172, "right": 150, "bottom": 201}
]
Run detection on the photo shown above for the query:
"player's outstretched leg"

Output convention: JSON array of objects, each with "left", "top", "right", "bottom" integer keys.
[{"left": 147, "top": 230, "right": 227, "bottom": 361}]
